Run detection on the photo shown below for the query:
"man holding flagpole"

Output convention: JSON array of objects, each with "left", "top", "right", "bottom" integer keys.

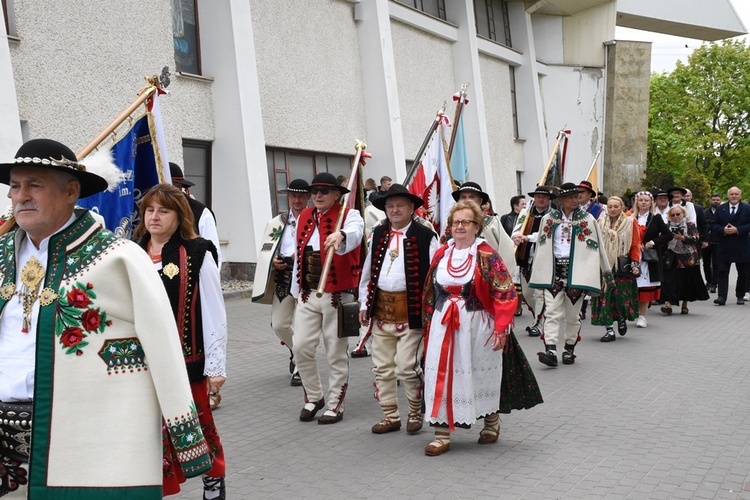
[{"left": 292, "top": 172, "right": 364, "bottom": 425}]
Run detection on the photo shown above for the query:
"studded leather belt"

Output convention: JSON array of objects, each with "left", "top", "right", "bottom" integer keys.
[
  {"left": 373, "top": 289, "right": 408, "bottom": 323},
  {"left": 0, "top": 401, "right": 32, "bottom": 462}
]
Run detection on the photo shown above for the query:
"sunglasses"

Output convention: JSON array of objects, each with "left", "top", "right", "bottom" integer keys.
[
  {"left": 451, "top": 220, "right": 477, "bottom": 228},
  {"left": 310, "top": 187, "right": 332, "bottom": 195}
]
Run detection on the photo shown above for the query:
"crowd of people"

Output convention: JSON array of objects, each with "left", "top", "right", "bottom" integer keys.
[
  {"left": 254, "top": 171, "right": 750, "bottom": 458},
  {"left": 1, "top": 135, "right": 747, "bottom": 496}
]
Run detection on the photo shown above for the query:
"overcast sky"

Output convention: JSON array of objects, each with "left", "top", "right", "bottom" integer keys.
[{"left": 614, "top": 0, "right": 750, "bottom": 73}]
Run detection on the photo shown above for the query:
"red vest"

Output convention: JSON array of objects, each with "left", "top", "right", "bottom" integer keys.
[{"left": 295, "top": 203, "right": 362, "bottom": 293}]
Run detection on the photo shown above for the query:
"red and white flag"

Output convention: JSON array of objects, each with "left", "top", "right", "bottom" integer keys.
[{"left": 408, "top": 117, "right": 456, "bottom": 236}]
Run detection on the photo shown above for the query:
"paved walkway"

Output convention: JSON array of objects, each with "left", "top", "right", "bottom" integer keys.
[{"left": 176, "top": 289, "right": 750, "bottom": 499}]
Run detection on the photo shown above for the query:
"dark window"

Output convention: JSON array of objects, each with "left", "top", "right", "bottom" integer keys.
[
  {"left": 266, "top": 148, "right": 352, "bottom": 216},
  {"left": 474, "top": 0, "right": 511, "bottom": 47},
  {"left": 2, "top": 0, "right": 16, "bottom": 36},
  {"left": 182, "top": 139, "right": 212, "bottom": 206},
  {"left": 172, "top": 0, "right": 202, "bottom": 74},
  {"left": 509, "top": 66, "right": 519, "bottom": 139},
  {"left": 395, "top": 0, "right": 446, "bottom": 21}
]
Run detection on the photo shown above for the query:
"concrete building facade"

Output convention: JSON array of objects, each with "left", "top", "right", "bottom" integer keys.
[{"left": 0, "top": 0, "right": 745, "bottom": 274}]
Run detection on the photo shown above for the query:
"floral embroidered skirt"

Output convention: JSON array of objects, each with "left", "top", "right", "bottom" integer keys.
[{"left": 591, "top": 275, "right": 639, "bottom": 325}]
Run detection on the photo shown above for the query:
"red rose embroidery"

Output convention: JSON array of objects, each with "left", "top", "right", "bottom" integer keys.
[
  {"left": 81, "top": 309, "right": 102, "bottom": 332},
  {"left": 66, "top": 289, "right": 90, "bottom": 308},
  {"left": 60, "top": 327, "right": 85, "bottom": 347}
]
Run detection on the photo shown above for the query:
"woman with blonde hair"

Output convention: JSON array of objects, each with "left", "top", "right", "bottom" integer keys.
[
  {"left": 421, "top": 200, "right": 542, "bottom": 456},
  {"left": 592, "top": 196, "right": 641, "bottom": 342}
]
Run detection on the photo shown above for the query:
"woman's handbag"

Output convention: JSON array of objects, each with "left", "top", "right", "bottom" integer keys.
[
  {"left": 616, "top": 256, "right": 633, "bottom": 277},
  {"left": 641, "top": 247, "right": 659, "bottom": 263}
]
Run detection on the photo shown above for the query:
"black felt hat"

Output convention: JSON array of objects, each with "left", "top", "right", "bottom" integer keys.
[
  {"left": 169, "top": 162, "right": 195, "bottom": 187},
  {"left": 371, "top": 183, "right": 424, "bottom": 211},
  {"left": 451, "top": 181, "right": 489, "bottom": 205},
  {"left": 310, "top": 172, "right": 349, "bottom": 194},
  {"left": 281, "top": 179, "right": 310, "bottom": 194},
  {"left": 0, "top": 139, "right": 110, "bottom": 198},
  {"left": 556, "top": 182, "right": 579, "bottom": 198},
  {"left": 527, "top": 185, "right": 557, "bottom": 199}
]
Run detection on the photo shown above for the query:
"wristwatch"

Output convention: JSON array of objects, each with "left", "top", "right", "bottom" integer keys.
[{"left": 339, "top": 230, "right": 347, "bottom": 243}]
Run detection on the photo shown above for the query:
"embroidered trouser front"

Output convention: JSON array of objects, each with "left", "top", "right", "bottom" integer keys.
[
  {"left": 520, "top": 274, "right": 544, "bottom": 322},
  {"left": 293, "top": 292, "right": 351, "bottom": 412},
  {"left": 542, "top": 288, "right": 584, "bottom": 347},
  {"left": 371, "top": 320, "right": 423, "bottom": 411},
  {"left": 271, "top": 294, "right": 296, "bottom": 348},
  {"left": 163, "top": 379, "right": 225, "bottom": 496}
]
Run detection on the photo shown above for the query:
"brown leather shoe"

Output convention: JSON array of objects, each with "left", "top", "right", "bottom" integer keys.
[
  {"left": 406, "top": 414, "right": 423, "bottom": 434},
  {"left": 317, "top": 410, "right": 343, "bottom": 425},
  {"left": 424, "top": 441, "right": 450, "bottom": 456},
  {"left": 371, "top": 418, "right": 401, "bottom": 434},
  {"left": 299, "top": 399, "right": 325, "bottom": 422},
  {"left": 478, "top": 423, "right": 500, "bottom": 444}
]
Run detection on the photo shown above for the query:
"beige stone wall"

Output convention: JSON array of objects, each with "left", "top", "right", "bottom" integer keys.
[
  {"left": 479, "top": 53, "right": 525, "bottom": 206},
  {"left": 8, "top": 0, "right": 213, "bottom": 166},
  {"left": 251, "top": 0, "right": 367, "bottom": 154},
  {"left": 391, "top": 20, "right": 455, "bottom": 160},
  {"left": 603, "top": 40, "right": 651, "bottom": 197}
]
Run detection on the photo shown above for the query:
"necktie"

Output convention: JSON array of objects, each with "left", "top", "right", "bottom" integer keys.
[{"left": 731, "top": 206, "right": 736, "bottom": 216}]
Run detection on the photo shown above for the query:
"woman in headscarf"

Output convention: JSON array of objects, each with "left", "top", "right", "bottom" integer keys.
[
  {"left": 592, "top": 196, "right": 641, "bottom": 342},
  {"left": 660, "top": 204, "right": 709, "bottom": 314}
]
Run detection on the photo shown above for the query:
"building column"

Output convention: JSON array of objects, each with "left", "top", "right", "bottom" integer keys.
[
  {"left": 198, "top": 0, "right": 272, "bottom": 271},
  {"left": 353, "top": 0, "right": 406, "bottom": 182}
]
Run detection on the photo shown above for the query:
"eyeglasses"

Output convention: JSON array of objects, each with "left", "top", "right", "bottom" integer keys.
[
  {"left": 310, "top": 187, "right": 331, "bottom": 195},
  {"left": 669, "top": 213, "right": 682, "bottom": 217},
  {"left": 451, "top": 220, "right": 477, "bottom": 228}
]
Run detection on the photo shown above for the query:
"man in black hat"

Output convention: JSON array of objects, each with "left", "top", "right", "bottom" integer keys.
[
  {"left": 529, "top": 182, "right": 614, "bottom": 367},
  {"left": 512, "top": 186, "right": 555, "bottom": 336},
  {"left": 578, "top": 180, "right": 603, "bottom": 219},
  {"left": 654, "top": 188, "right": 670, "bottom": 222},
  {"left": 0, "top": 139, "right": 211, "bottom": 496},
  {"left": 292, "top": 172, "right": 364, "bottom": 424},
  {"left": 668, "top": 186, "right": 697, "bottom": 225},
  {"left": 170, "top": 162, "right": 222, "bottom": 268},
  {"left": 252, "top": 179, "right": 311, "bottom": 386},
  {"left": 357, "top": 184, "right": 438, "bottom": 435}
]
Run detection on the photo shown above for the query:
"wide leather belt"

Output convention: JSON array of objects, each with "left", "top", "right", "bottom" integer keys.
[
  {"left": 0, "top": 401, "right": 32, "bottom": 462},
  {"left": 374, "top": 289, "right": 408, "bottom": 323},
  {"left": 303, "top": 248, "right": 322, "bottom": 289}
]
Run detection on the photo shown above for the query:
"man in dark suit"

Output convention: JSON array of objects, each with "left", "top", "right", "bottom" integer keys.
[
  {"left": 711, "top": 186, "right": 750, "bottom": 305},
  {"left": 702, "top": 193, "right": 722, "bottom": 292}
]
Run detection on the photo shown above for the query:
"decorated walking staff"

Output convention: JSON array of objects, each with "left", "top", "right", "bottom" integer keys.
[
  {"left": 316, "top": 140, "right": 368, "bottom": 298},
  {"left": 514, "top": 129, "right": 568, "bottom": 261}
]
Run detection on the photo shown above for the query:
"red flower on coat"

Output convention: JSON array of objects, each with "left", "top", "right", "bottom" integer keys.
[
  {"left": 60, "top": 327, "right": 85, "bottom": 347},
  {"left": 81, "top": 309, "right": 102, "bottom": 332},
  {"left": 66, "top": 289, "right": 91, "bottom": 308}
]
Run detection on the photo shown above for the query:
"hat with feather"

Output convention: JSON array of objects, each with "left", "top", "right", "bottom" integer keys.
[{"left": 0, "top": 139, "right": 124, "bottom": 198}]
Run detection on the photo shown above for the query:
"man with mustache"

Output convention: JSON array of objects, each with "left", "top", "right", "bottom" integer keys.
[{"left": 0, "top": 139, "right": 211, "bottom": 497}]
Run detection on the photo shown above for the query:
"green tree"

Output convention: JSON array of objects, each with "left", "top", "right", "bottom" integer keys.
[{"left": 647, "top": 39, "right": 750, "bottom": 198}]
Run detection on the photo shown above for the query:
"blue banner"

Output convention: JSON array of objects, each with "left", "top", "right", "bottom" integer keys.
[{"left": 78, "top": 116, "right": 161, "bottom": 239}]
